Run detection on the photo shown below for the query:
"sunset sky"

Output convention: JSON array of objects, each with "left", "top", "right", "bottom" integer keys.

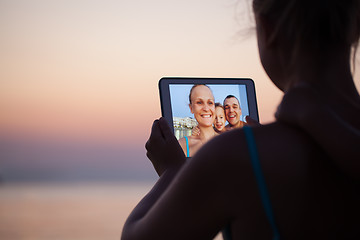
[{"left": 1, "top": 0, "right": 359, "bottom": 181}]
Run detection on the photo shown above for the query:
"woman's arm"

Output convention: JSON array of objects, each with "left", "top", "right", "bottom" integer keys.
[{"left": 121, "top": 118, "right": 233, "bottom": 240}]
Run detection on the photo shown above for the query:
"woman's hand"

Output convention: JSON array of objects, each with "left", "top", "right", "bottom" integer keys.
[
  {"left": 191, "top": 125, "right": 200, "bottom": 136},
  {"left": 145, "top": 117, "right": 186, "bottom": 176}
]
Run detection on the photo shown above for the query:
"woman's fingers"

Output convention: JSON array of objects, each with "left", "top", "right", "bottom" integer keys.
[
  {"left": 191, "top": 126, "right": 200, "bottom": 136},
  {"left": 150, "top": 119, "right": 162, "bottom": 139},
  {"left": 145, "top": 117, "right": 177, "bottom": 157},
  {"left": 145, "top": 119, "right": 163, "bottom": 151},
  {"left": 145, "top": 117, "right": 186, "bottom": 176},
  {"left": 158, "top": 117, "right": 176, "bottom": 142}
]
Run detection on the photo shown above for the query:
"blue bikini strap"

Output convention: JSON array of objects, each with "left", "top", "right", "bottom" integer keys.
[
  {"left": 184, "top": 136, "right": 190, "bottom": 158},
  {"left": 243, "top": 126, "right": 280, "bottom": 240}
]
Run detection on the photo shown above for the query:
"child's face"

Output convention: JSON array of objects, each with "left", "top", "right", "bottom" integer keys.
[{"left": 214, "top": 106, "right": 226, "bottom": 132}]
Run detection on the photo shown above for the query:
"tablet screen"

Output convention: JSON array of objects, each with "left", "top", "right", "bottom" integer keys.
[
  {"left": 159, "top": 77, "right": 259, "bottom": 140},
  {"left": 169, "top": 84, "right": 250, "bottom": 139},
  {"left": 159, "top": 78, "right": 259, "bottom": 157}
]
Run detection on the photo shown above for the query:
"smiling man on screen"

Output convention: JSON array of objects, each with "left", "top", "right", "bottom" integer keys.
[{"left": 223, "top": 95, "right": 247, "bottom": 130}]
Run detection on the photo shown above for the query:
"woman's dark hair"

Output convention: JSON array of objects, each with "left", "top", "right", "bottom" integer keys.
[{"left": 253, "top": 0, "right": 360, "bottom": 68}]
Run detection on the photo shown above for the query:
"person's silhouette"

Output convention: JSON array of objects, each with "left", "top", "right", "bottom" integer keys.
[{"left": 122, "top": 1, "right": 360, "bottom": 239}]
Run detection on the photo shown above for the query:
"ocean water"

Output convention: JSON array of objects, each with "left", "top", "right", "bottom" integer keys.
[{"left": 0, "top": 182, "right": 223, "bottom": 240}]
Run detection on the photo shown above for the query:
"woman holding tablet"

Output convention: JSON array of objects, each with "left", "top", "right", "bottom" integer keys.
[
  {"left": 122, "top": 0, "right": 360, "bottom": 239},
  {"left": 178, "top": 84, "right": 218, "bottom": 157}
]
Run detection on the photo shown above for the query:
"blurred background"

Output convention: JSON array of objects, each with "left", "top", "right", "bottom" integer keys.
[{"left": 1, "top": 0, "right": 359, "bottom": 239}]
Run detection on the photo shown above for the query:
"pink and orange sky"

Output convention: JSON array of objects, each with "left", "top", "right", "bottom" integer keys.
[{"left": 1, "top": 0, "right": 359, "bottom": 181}]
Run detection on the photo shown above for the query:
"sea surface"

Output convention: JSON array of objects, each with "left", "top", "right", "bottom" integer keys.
[{"left": 0, "top": 181, "right": 222, "bottom": 240}]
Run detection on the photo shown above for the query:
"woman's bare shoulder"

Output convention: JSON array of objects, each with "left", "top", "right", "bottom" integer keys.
[
  {"left": 196, "top": 122, "right": 309, "bottom": 163},
  {"left": 189, "top": 123, "right": 338, "bottom": 238},
  {"left": 178, "top": 137, "right": 186, "bottom": 145},
  {"left": 186, "top": 121, "right": 324, "bottom": 191},
  {"left": 188, "top": 122, "right": 317, "bottom": 198}
]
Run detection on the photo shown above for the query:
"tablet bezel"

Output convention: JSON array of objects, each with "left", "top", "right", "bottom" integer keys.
[{"left": 159, "top": 77, "right": 259, "bottom": 133}]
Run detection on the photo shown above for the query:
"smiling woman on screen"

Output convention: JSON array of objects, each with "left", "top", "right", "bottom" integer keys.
[{"left": 178, "top": 84, "right": 218, "bottom": 158}]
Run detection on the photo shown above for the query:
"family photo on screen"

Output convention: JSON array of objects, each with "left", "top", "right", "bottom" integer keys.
[{"left": 170, "top": 84, "right": 249, "bottom": 157}]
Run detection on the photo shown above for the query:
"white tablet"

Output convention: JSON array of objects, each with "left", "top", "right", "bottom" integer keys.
[{"left": 159, "top": 77, "right": 259, "bottom": 140}]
